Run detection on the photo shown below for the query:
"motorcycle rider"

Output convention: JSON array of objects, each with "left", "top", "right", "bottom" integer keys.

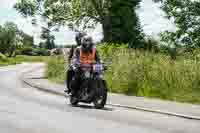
[
  {"left": 65, "top": 32, "right": 87, "bottom": 93},
  {"left": 68, "top": 32, "right": 87, "bottom": 63},
  {"left": 70, "top": 35, "right": 101, "bottom": 96}
]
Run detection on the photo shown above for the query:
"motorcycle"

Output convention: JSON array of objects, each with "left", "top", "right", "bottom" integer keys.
[{"left": 68, "top": 63, "right": 108, "bottom": 109}]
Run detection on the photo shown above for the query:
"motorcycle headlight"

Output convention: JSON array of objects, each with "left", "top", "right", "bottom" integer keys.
[{"left": 84, "top": 71, "right": 90, "bottom": 78}]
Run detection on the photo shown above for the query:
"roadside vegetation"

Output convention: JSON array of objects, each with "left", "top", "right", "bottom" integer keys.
[
  {"left": 0, "top": 55, "right": 50, "bottom": 66},
  {"left": 45, "top": 55, "right": 65, "bottom": 84},
  {"left": 99, "top": 44, "right": 200, "bottom": 104},
  {"left": 45, "top": 42, "right": 200, "bottom": 104},
  {"left": 0, "top": 21, "right": 62, "bottom": 66}
]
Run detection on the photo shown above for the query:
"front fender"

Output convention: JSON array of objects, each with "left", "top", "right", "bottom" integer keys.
[
  {"left": 102, "top": 80, "right": 108, "bottom": 91},
  {"left": 94, "top": 79, "right": 108, "bottom": 92}
]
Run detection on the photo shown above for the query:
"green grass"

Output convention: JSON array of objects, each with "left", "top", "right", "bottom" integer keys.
[
  {"left": 14, "top": 55, "right": 50, "bottom": 63},
  {"left": 0, "top": 55, "right": 50, "bottom": 66},
  {"left": 45, "top": 47, "right": 200, "bottom": 104},
  {"left": 105, "top": 49, "right": 200, "bottom": 104},
  {"left": 45, "top": 55, "right": 65, "bottom": 84}
]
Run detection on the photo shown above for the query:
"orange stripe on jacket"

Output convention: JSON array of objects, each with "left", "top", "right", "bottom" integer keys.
[{"left": 80, "top": 48, "right": 96, "bottom": 64}]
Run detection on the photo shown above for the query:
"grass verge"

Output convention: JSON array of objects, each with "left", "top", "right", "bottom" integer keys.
[
  {"left": 0, "top": 55, "right": 50, "bottom": 66},
  {"left": 45, "top": 55, "right": 65, "bottom": 84},
  {"left": 105, "top": 49, "right": 200, "bottom": 104}
]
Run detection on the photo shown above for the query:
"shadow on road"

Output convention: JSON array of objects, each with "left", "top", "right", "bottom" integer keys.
[{"left": 70, "top": 104, "right": 114, "bottom": 111}]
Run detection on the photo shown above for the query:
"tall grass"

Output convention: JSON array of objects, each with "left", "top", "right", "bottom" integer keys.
[
  {"left": 105, "top": 48, "right": 200, "bottom": 104},
  {"left": 45, "top": 55, "right": 65, "bottom": 83}
]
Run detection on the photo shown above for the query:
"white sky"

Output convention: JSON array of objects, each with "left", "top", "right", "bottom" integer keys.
[{"left": 0, "top": 0, "right": 175, "bottom": 45}]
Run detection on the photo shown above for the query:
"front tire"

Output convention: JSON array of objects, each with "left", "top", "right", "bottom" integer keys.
[
  {"left": 93, "top": 80, "right": 107, "bottom": 109},
  {"left": 70, "top": 96, "right": 79, "bottom": 106}
]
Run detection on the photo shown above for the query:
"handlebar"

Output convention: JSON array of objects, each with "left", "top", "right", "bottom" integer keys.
[{"left": 71, "top": 63, "right": 108, "bottom": 72}]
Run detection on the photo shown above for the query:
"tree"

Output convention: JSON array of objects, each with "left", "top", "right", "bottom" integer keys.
[
  {"left": 20, "top": 31, "right": 34, "bottom": 47},
  {"left": 153, "top": 0, "right": 200, "bottom": 48},
  {"left": 15, "top": 0, "right": 144, "bottom": 47},
  {"left": 0, "top": 22, "right": 18, "bottom": 57},
  {"left": 106, "top": 0, "right": 144, "bottom": 47},
  {"left": 0, "top": 25, "right": 4, "bottom": 52},
  {"left": 39, "top": 42, "right": 45, "bottom": 48},
  {"left": 0, "top": 22, "right": 34, "bottom": 56},
  {"left": 40, "top": 26, "right": 56, "bottom": 50}
]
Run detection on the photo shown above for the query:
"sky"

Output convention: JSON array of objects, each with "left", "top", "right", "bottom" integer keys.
[{"left": 0, "top": 0, "right": 175, "bottom": 45}]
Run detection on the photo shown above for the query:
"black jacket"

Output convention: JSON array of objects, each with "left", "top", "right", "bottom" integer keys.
[{"left": 68, "top": 46, "right": 75, "bottom": 63}]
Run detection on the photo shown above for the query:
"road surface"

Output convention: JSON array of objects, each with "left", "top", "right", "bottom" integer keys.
[{"left": 0, "top": 63, "right": 199, "bottom": 133}]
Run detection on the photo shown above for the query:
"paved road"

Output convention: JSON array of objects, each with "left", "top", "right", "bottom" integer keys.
[{"left": 0, "top": 64, "right": 199, "bottom": 133}]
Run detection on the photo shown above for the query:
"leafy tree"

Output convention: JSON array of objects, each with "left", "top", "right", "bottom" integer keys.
[
  {"left": 15, "top": 0, "right": 144, "bottom": 47},
  {"left": 39, "top": 42, "right": 45, "bottom": 48},
  {"left": 0, "top": 22, "right": 18, "bottom": 57},
  {"left": 153, "top": 0, "right": 200, "bottom": 48},
  {"left": 20, "top": 31, "right": 34, "bottom": 47},
  {"left": 40, "top": 26, "right": 56, "bottom": 50},
  {"left": 0, "top": 25, "right": 2, "bottom": 33},
  {"left": 0, "top": 22, "right": 34, "bottom": 56},
  {"left": 107, "top": 0, "right": 144, "bottom": 47}
]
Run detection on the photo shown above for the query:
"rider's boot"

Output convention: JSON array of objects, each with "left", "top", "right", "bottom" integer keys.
[{"left": 64, "top": 88, "right": 71, "bottom": 94}]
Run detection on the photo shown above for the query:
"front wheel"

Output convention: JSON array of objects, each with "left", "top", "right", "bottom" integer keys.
[
  {"left": 93, "top": 80, "right": 107, "bottom": 109},
  {"left": 69, "top": 95, "right": 79, "bottom": 106}
]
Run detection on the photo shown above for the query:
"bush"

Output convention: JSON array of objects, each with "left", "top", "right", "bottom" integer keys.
[
  {"left": 20, "top": 47, "right": 50, "bottom": 56},
  {"left": 15, "top": 49, "right": 22, "bottom": 55},
  {"left": 21, "top": 47, "right": 35, "bottom": 55},
  {"left": 0, "top": 53, "right": 7, "bottom": 62},
  {"left": 33, "top": 48, "right": 50, "bottom": 56}
]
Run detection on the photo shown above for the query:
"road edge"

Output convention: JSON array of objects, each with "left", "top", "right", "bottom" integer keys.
[{"left": 21, "top": 68, "right": 200, "bottom": 121}]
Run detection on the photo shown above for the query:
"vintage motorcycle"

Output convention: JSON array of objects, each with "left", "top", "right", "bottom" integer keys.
[{"left": 67, "top": 63, "right": 108, "bottom": 109}]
